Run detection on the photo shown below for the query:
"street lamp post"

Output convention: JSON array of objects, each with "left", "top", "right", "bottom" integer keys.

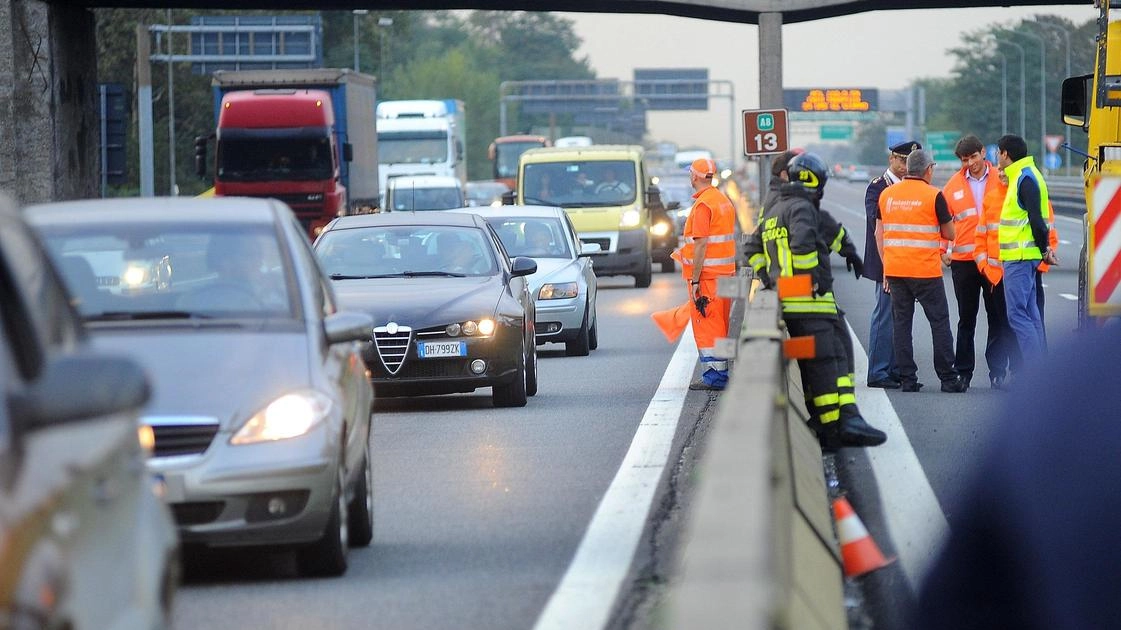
[
  {"left": 352, "top": 10, "right": 368, "bottom": 72},
  {"left": 997, "top": 50, "right": 1007, "bottom": 135},
  {"left": 378, "top": 17, "right": 393, "bottom": 80},
  {"left": 1013, "top": 29, "right": 1047, "bottom": 170},
  {"left": 995, "top": 38, "right": 1026, "bottom": 139}
]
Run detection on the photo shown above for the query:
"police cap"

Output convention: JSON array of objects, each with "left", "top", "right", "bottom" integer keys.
[{"left": 888, "top": 140, "right": 922, "bottom": 156}]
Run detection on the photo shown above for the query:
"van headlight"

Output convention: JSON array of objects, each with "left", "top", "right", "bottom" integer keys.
[
  {"left": 539, "top": 282, "right": 578, "bottom": 300},
  {"left": 651, "top": 222, "right": 671, "bottom": 237},
  {"left": 620, "top": 209, "right": 642, "bottom": 228},
  {"left": 230, "top": 390, "right": 332, "bottom": 445}
]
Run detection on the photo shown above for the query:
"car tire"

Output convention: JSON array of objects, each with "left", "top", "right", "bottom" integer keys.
[
  {"left": 297, "top": 467, "right": 349, "bottom": 577},
  {"left": 588, "top": 308, "right": 599, "bottom": 351},
  {"left": 634, "top": 257, "right": 653, "bottom": 289},
  {"left": 660, "top": 260, "right": 675, "bottom": 273},
  {"left": 492, "top": 337, "right": 528, "bottom": 408},
  {"left": 566, "top": 307, "right": 591, "bottom": 357},
  {"left": 347, "top": 453, "right": 374, "bottom": 547},
  {"left": 525, "top": 330, "right": 539, "bottom": 397}
]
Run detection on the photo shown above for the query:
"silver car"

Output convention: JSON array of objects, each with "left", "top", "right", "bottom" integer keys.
[
  {"left": 26, "top": 198, "right": 375, "bottom": 577},
  {"left": 455, "top": 206, "right": 600, "bottom": 356},
  {"left": 0, "top": 194, "right": 178, "bottom": 628}
]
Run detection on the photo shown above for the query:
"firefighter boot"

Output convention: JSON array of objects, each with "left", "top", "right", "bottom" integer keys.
[{"left": 838, "top": 411, "right": 887, "bottom": 447}]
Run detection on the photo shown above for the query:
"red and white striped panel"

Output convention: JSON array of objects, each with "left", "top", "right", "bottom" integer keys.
[{"left": 1092, "top": 177, "right": 1121, "bottom": 309}]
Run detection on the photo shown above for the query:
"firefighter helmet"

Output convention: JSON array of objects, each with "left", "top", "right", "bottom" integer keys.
[{"left": 786, "top": 152, "right": 829, "bottom": 197}]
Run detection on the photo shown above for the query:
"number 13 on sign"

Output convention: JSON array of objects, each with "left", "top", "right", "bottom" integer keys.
[
  {"left": 753, "top": 132, "right": 779, "bottom": 152},
  {"left": 742, "top": 108, "right": 789, "bottom": 157}
]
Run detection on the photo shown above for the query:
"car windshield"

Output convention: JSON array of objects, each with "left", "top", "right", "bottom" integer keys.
[
  {"left": 486, "top": 217, "right": 572, "bottom": 259},
  {"left": 218, "top": 135, "right": 333, "bottom": 182},
  {"left": 390, "top": 186, "right": 463, "bottom": 211},
  {"left": 377, "top": 131, "right": 449, "bottom": 164},
  {"left": 317, "top": 225, "right": 498, "bottom": 278},
  {"left": 495, "top": 141, "right": 544, "bottom": 180},
  {"left": 522, "top": 160, "right": 637, "bottom": 207},
  {"left": 36, "top": 222, "right": 296, "bottom": 320}
]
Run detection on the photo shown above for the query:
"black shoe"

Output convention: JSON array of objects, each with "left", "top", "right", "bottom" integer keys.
[
  {"left": 839, "top": 415, "right": 888, "bottom": 447},
  {"left": 990, "top": 375, "right": 1005, "bottom": 390},
  {"left": 868, "top": 378, "right": 901, "bottom": 389},
  {"left": 689, "top": 380, "right": 724, "bottom": 391},
  {"left": 900, "top": 381, "right": 924, "bottom": 392},
  {"left": 941, "top": 377, "right": 967, "bottom": 393}
]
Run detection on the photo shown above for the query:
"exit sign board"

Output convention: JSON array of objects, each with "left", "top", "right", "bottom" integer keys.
[{"left": 743, "top": 108, "right": 789, "bottom": 156}]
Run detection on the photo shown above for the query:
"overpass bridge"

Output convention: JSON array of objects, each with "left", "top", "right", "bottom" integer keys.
[{"left": 0, "top": 0, "right": 1082, "bottom": 204}]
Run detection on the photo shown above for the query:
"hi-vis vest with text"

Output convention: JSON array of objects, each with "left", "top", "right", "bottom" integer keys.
[
  {"left": 680, "top": 186, "right": 737, "bottom": 280},
  {"left": 999, "top": 156, "right": 1048, "bottom": 262},
  {"left": 879, "top": 178, "right": 944, "bottom": 278},
  {"left": 943, "top": 164, "right": 1000, "bottom": 262}
]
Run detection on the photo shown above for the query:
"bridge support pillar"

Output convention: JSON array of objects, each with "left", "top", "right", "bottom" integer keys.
[
  {"left": 757, "top": 12, "right": 783, "bottom": 207},
  {"left": 0, "top": 0, "right": 98, "bottom": 204}
]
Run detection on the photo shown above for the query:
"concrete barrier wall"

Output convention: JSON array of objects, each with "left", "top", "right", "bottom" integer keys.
[{"left": 667, "top": 289, "right": 845, "bottom": 629}]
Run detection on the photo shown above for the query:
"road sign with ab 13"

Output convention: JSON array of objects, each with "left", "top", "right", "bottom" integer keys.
[{"left": 743, "top": 108, "right": 789, "bottom": 157}]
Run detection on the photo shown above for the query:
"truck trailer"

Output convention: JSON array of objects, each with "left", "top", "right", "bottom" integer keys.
[
  {"left": 376, "top": 99, "right": 466, "bottom": 201},
  {"left": 195, "top": 68, "right": 379, "bottom": 237}
]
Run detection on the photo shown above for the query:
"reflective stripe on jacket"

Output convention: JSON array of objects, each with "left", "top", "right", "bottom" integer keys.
[
  {"left": 680, "top": 186, "right": 737, "bottom": 280},
  {"left": 879, "top": 178, "right": 945, "bottom": 278},
  {"left": 999, "top": 156, "right": 1048, "bottom": 262},
  {"left": 753, "top": 189, "right": 838, "bottom": 317},
  {"left": 943, "top": 163, "right": 1001, "bottom": 262},
  {"left": 978, "top": 182, "right": 1009, "bottom": 285}
]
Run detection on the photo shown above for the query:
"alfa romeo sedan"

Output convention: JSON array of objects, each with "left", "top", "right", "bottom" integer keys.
[
  {"left": 26, "top": 198, "right": 375, "bottom": 577},
  {"left": 453, "top": 206, "right": 599, "bottom": 356},
  {"left": 314, "top": 211, "right": 538, "bottom": 407}
]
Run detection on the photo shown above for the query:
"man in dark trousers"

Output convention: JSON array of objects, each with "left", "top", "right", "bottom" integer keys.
[{"left": 863, "top": 141, "right": 920, "bottom": 388}]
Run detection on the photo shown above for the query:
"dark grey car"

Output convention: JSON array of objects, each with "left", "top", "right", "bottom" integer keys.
[{"left": 26, "top": 197, "right": 375, "bottom": 577}]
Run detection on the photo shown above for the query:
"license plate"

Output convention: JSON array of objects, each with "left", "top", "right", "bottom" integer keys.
[{"left": 418, "top": 340, "right": 466, "bottom": 358}]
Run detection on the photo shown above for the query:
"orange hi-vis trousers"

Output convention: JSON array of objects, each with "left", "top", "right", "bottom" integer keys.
[{"left": 691, "top": 276, "right": 731, "bottom": 386}]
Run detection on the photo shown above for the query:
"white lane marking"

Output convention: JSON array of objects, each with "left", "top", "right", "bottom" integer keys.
[
  {"left": 822, "top": 198, "right": 867, "bottom": 222},
  {"left": 1060, "top": 293, "right": 1078, "bottom": 301},
  {"left": 1060, "top": 239, "right": 1072, "bottom": 245},
  {"left": 533, "top": 324, "right": 697, "bottom": 630},
  {"left": 846, "top": 320, "right": 949, "bottom": 595},
  {"left": 1055, "top": 214, "right": 1084, "bottom": 227}
]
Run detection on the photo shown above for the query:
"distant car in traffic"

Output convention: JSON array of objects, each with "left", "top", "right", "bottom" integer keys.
[
  {"left": 848, "top": 167, "right": 872, "bottom": 183},
  {"left": 27, "top": 197, "right": 376, "bottom": 577},
  {"left": 465, "top": 180, "right": 511, "bottom": 207},
  {"left": 453, "top": 205, "right": 600, "bottom": 356},
  {"left": 314, "top": 211, "right": 539, "bottom": 407},
  {"left": 385, "top": 175, "right": 465, "bottom": 211},
  {"left": 0, "top": 194, "right": 178, "bottom": 627}
]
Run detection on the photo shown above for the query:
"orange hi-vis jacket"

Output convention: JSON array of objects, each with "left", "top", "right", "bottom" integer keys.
[
  {"left": 880, "top": 178, "right": 946, "bottom": 279},
  {"left": 943, "top": 163, "right": 1002, "bottom": 263},
  {"left": 679, "top": 185, "right": 737, "bottom": 281},
  {"left": 977, "top": 183, "right": 1059, "bottom": 283}
]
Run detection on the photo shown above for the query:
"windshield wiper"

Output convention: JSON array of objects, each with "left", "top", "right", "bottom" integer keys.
[
  {"left": 330, "top": 273, "right": 402, "bottom": 280},
  {"left": 401, "top": 270, "right": 466, "bottom": 278},
  {"left": 85, "top": 310, "right": 214, "bottom": 321}
]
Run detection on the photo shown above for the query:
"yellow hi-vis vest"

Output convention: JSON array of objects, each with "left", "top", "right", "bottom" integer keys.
[{"left": 999, "top": 156, "right": 1048, "bottom": 262}]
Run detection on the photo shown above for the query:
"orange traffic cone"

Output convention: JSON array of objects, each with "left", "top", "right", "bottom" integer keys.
[
  {"left": 651, "top": 302, "right": 692, "bottom": 343},
  {"left": 832, "top": 496, "right": 895, "bottom": 578}
]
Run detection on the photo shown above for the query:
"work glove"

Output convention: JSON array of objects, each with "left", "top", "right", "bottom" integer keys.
[
  {"left": 812, "top": 268, "right": 832, "bottom": 297},
  {"left": 754, "top": 267, "right": 773, "bottom": 290},
  {"left": 845, "top": 253, "right": 864, "bottom": 279}
]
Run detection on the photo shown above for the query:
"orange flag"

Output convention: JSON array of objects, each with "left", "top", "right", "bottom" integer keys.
[{"left": 651, "top": 301, "right": 692, "bottom": 343}]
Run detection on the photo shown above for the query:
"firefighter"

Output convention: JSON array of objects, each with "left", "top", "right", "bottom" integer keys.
[
  {"left": 745, "top": 152, "right": 886, "bottom": 449},
  {"left": 681, "top": 157, "right": 737, "bottom": 391}
]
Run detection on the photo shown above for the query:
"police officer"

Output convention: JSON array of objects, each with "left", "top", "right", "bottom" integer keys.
[
  {"left": 681, "top": 157, "right": 737, "bottom": 391},
  {"left": 863, "top": 141, "right": 920, "bottom": 388},
  {"left": 876, "top": 150, "right": 966, "bottom": 393},
  {"left": 745, "top": 153, "right": 886, "bottom": 449}
]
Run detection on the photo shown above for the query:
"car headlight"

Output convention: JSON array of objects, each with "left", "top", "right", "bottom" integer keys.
[
  {"left": 539, "top": 282, "right": 578, "bottom": 300},
  {"left": 445, "top": 318, "right": 496, "bottom": 337},
  {"left": 620, "top": 209, "right": 642, "bottom": 228},
  {"left": 651, "top": 222, "right": 671, "bottom": 237},
  {"left": 230, "top": 390, "right": 332, "bottom": 445}
]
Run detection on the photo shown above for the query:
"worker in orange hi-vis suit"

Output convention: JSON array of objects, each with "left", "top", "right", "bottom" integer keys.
[{"left": 678, "top": 157, "right": 736, "bottom": 391}]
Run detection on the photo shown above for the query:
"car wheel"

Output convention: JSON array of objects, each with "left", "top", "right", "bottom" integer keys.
[
  {"left": 525, "top": 331, "right": 539, "bottom": 397},
  {"left": 566, "top": 306, "right": 591, "bottom": 357},
  {"left": 297, "top": 466, "right": 349, "bottom": 577},
  {"left": 492, "top": 337, "right": 528, "bottom": 407},
  {"left": 660, "top": 260, "right": 675, "bottom": 273},
  {"left": 347, "top": 452, "right": 374, "bottom": 547},
  {"left": 634, "top": 257, "right": 653, "bottom": 288}
]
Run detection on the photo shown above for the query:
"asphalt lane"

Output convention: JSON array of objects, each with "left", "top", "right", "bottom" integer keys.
[
  {"left": 821, "top": 177, "right": 1082, "bottom": 628},
  {"left": 170, "top": 270, "right": 696, "bottom": 629}
]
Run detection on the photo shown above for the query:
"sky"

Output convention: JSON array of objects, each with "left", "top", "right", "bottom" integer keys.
[{"left": 559, "top": 5, "right": 1096, "bottom": 165}]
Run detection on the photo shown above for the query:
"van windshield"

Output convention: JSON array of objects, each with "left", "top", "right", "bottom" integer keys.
[
  {"left": 378, "top": 131, "right": 449, "bottom": 164},
  {"left": 522, "top": 160, "right": 637, "bottom": 207}
]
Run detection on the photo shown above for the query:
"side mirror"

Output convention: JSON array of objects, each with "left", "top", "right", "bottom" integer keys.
[
  {"left": 645, "top": 185, "right": 661, "bottom": 207},
  {"left": 487, "top": 142, "right": 497, "bottom": 161},
  {"left": 342, "top": 143, "right": 354, "bottom": 163},
  {"left": 456, "top": 140, "right": 465, "bottom": 162},
  {"left": 501, "top": 190, "right": 516, "bottom": 206},
  {"left": 194, "top": 135, "right": 210, "bottom": 178},
  {"left": 1061, "top": 74, "right": 1092, "bottom": 130},
  {"left": 578, "top": 242, "right": 603, "bottom": 256},
  {"left": 324, "top": 311, "right": 374, "bottom": 345},
  {"left": 10, "top": 352, "right": 150, "bottom": 432},
  {"left": 510, "top": 256, "right": 538, "bottom": 277}
]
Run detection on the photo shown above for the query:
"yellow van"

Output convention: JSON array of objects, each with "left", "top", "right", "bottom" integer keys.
[{"left": 517, "top": 145, "right": 655, "bottom": 287}]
